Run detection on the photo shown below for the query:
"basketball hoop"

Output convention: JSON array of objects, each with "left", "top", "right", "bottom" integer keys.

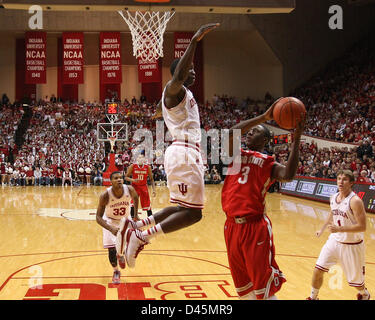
[{"left": 118, "top": 9, "right": 175, "bottom": 62}]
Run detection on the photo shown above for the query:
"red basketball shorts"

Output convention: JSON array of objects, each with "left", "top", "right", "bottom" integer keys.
[
  {"left": 224, "top": 214, "right": 286, "bottom": 300},
  {"left": 132, "top": 184, "right": 151, "bottom": 210}
]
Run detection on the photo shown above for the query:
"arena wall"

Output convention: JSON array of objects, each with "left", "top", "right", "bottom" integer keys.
[
  {"left": 250, "top": 0, "right": 375, "bottom": 94},
  {"left": 1, "top": 0, "right": 374, "bottom": 103},
  {"left": 0, "top": 9, "right": 282, "bottom": 103}
]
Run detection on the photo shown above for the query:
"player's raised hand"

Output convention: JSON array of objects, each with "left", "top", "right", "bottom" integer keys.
[
  {"left": 192, "top": 23, "right": 220, "bottom": 42},
  {"left": 264, "top": 97, "right": 283, "bottom": 121}
]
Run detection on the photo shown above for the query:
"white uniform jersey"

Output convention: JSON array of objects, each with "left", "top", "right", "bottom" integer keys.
[
  {"left": 162, "top": 85, "right": 201, "bottom": 144},
  {"left": 104, "top": 185, "right": 131, "bottom": 221},
  {"left": 329, "top": 191, "right": 364, "bottom": 243}
]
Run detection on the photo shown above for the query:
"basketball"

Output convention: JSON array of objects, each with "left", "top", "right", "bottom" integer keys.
[{"left": 273, "top": 97, "right": 306, "bottom": 129}]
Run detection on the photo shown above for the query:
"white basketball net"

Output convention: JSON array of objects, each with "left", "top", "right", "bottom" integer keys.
[{"left": 118, "top": 10, "right": 175, "bottom": 62}]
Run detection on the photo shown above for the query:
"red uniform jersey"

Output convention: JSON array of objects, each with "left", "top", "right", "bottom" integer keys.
[
  {"left": 41, "top": 169, "right": 49, "bottom": 177},
  {"left": 132, "top": 164, "right": 149, "bottom": 186},
  {"left": 26, "top": 168, "right": 34, "bottom": 177},
  {"left": 221, "top": 149, "right": 275, "bottom": 217}
]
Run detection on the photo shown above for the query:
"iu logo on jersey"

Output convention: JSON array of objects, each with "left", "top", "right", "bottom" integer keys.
[{"left": 178, "top": 183, "right": 188, "bottom": 196}]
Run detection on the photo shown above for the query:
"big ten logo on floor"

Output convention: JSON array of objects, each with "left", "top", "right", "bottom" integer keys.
[{"left": 22, "top": 280, "right": 237, "bottom": 300}]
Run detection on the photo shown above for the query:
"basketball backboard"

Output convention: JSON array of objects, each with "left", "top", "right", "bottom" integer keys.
[
  {"left": 97, "top": 122, "right": 128, "bottom": 142},
  {"left": 1, "top": 0, "right": 295, "bottom": 14}
]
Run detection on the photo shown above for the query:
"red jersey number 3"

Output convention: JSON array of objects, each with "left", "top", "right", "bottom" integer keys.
[{"left": 238, "top": 167, "right": 250, "bottom": 184}]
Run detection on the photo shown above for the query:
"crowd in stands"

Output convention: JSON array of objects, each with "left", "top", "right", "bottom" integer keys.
[
  {"left": 1, "top": 37, "right": 375, "bottom": 187},
  {"left": 290, "top": 37, "right": 375, "bottom": 144},
  {"left": 1, "top": 92, "right": 374, "bottom": 187}
]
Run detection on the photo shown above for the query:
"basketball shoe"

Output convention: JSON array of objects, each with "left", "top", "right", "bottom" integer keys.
[
  {"left": 112, "top": 270, "right": 121, "bottom": 284},
  {"left": 306, "top": 297, "right": 319, "bottom": 300},
  {"left": 124, "top": 228, "right": 149, "bottom": 268},
  {"left": 357, "top": 292, "right": 370, "bottom": 300},
  {"left": 115, "top": 216, "right": 138, "bottom": 257}
]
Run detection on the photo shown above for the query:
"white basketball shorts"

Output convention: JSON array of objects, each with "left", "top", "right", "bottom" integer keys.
[
  {"left": 315, "top": 236, "right": 366, "bottom": 287},
  {"left": 164, "top": 142, "right": 205, "bottom": 209},
  {"left": 102, "top": 216, "right": 121, "bottom": 249}
]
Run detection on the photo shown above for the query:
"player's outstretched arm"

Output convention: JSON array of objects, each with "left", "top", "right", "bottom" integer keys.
[
  {"left": 165, "top": 23, "right": 219, "bottom": 99},
  {"left": 271, "top": 115, "right": 305, "bottom": 182}
]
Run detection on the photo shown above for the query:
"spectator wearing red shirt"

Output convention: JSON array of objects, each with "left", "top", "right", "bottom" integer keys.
[{"left": 25, "top": 165, "right": 34, "bottom": 186}]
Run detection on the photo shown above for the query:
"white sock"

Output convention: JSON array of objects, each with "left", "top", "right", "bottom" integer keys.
[
  {"left": 136, "top": 216, "right": 155, "bottom": 229},
  {"left": 310, "top": 287, "right": 319, "bottom": 299},
  {"left": 265, "top": 295, "right": 278, "bottom": 300},
  {"left": 142, "top": 223, "right": 163, "bottom": 241}
]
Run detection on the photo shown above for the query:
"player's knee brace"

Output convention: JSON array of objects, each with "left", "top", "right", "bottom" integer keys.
[{"left": 108, "top": 247, "right": 117, "bottom": 268}]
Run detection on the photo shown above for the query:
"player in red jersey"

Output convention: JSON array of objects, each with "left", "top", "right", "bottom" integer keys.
[
  {"left": 221, "top": 98, "right": 305, "bottom": 300},
  {"left": 125, "top": 155, "right": 156, "bottom": 217}
]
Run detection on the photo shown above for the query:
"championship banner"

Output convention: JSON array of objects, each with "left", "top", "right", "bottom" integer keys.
[
  {"left": 138, "top": 58, "right": 161, "bottom": 83},
  {"left": 174, "top": 32, "right": 193, "bottom": 59},
  {"left": 62, "top": 32, "right": 84, "bottom": 84},
  {"left": 25, "top": 31, "right": 46, "bottom": 84},
  {"left": 100, "top": 32, "right": 122, "bottom": 84}
]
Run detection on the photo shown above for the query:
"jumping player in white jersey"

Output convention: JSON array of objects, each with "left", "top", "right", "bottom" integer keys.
[
  {"left": 96, "top": 171, "right": 139, "bottom": 284},
  {"left": 307, "top": 170, "right": 370, "bottom": 300},
  {"left": 116, "top": 23, "right": 219, "bottom": 268}
]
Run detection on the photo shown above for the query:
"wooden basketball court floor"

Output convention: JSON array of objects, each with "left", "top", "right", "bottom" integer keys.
[{"left": 0, "top": 184, "right": 374, "bottom": 300}]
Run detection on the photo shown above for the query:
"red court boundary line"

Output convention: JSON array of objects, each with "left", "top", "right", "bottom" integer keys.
[{"left": 0, "top": 252, "right": 231, "bottom": 294}]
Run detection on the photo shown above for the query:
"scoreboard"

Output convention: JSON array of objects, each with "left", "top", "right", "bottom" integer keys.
[
  {"left": 273, "top": 134, "right": 290, "bottom": 145},
  {"left": 106, "top": 102, "right": 119, "bottom": 115}
]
